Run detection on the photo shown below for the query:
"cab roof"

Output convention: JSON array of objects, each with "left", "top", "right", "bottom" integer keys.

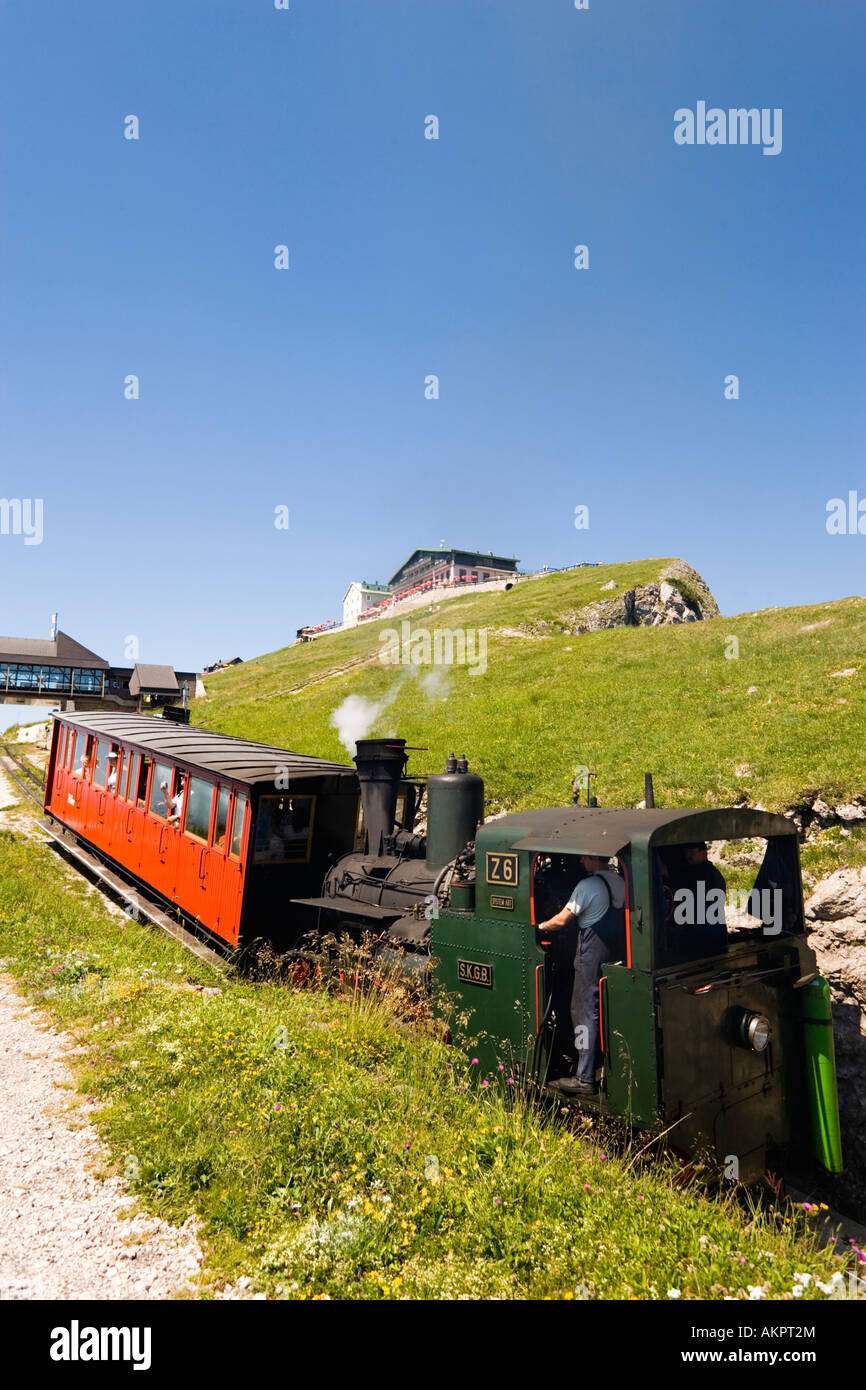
[
  {"left": 54, "top": 713, "right": 355, "bottom": 787},
  {"left": 482, "top": 805, "right": 796, "bottom": 857}
]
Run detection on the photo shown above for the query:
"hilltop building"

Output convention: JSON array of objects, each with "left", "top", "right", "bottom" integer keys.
[
  {"left": 342, "top": 580, "right": 392, "bottom": 629},
  {"left": 387, "top": 548, "right": 519, "bottom": 592},
  {"left": 341, "top": 549, "right": 520, "bottom": 629}
]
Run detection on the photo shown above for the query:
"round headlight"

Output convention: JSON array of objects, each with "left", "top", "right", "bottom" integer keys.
[
  {"left": 745, "top": 1013, "right": 771, "bottom": 1052},
  {"left": 723, "top": 1006, "right": 773, "bottom": 1052}
]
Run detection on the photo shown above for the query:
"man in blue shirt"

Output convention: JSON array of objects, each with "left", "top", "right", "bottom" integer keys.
[{"left": 537, "top": 854, "right": 627, "bottom": 1096}]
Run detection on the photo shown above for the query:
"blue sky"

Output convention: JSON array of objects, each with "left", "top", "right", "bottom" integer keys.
[{"left": 1, "top": 0, "right": 864, "bottom": 723}]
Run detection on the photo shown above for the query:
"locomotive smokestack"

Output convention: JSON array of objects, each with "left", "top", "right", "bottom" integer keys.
[
  {"left": 353, "top": 738, "right": 408, "bottom": 856},
  {"left": 644, "top": 772, "right": 655, "bottom": 809}
]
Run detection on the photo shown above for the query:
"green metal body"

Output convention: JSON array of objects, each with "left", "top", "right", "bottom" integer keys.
[
  {"left": 432, "top": 804, "right": 842, "bottom": 1181},
  {"left": 802, "top": 977, "right": 844, "bottom": 1173}
]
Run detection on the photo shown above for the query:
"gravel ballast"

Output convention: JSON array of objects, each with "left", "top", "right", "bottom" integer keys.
[{"left": 0, "top": 973, "right": 204, "bottom": 1300}]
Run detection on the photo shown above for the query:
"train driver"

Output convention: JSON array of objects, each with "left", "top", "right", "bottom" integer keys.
[{"left": 536, "top": 854, "right": 626, "bottom": 1097}]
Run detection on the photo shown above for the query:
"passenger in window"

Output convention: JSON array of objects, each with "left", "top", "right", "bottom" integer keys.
[
  {"left": 168, "top": 776, "right": 185, "bottom": 826},
  {"left": 106, "top": 751, "right": 119, "bottom": 791}
]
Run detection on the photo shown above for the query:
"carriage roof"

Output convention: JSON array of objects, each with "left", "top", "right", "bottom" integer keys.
[{"left": 53, "top": 712, "right": 355, "bottom": 787}]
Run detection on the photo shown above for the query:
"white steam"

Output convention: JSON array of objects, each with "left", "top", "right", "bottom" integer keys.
[
  {"left": 330, "top": 667, "right": 450, "bottom": 756},
  {"left": 418, "top": 667, "right": 451, "bottom": 700},
  {"left": 330, "top": 689, "right": 401, "bottom": 756}
]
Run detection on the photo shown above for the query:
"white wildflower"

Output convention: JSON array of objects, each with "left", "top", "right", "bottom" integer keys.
[{"left": 667, "top": 1288, "right": 681, "bottom": 1299}]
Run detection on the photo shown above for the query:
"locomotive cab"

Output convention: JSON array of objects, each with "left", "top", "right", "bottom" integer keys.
[{"left": 432, "top": 805, "right": 842, "bottom": 1184}]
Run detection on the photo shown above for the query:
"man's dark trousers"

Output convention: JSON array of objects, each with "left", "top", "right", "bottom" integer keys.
[{"left": 569, "top": 919, "right": 624, "bottom": 1084}]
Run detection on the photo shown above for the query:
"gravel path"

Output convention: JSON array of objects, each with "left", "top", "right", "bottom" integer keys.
[{"left": 0, "top": 973, "right": 204, "bottom": 1300}]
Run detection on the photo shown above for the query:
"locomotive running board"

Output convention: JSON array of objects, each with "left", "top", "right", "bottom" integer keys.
[{"left": 39, "top": 820, "right": 226, "bottom": 973}]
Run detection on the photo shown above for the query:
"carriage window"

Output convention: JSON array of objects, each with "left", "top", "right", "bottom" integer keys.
[
  {"left": 136, "top": 756, "right": 152, "bottom": 807},
  {"left": 229, "top": 793, "right": 248, "bottom": 858},
  {"left": 92, "top": 740, "right": 111, "bottom": 788},
  {"left": 148, "top": 763, "right": 173, "bottom": 819},
  {"left": 56, "top": 725, "right": 67, "bottom": 768},
  {"left": 73, "top": 733, "right": 94, "bottom": 778},
  {"left": 107, "top": 747, "right": 120, "bottom": 793},
  {"left": 185, "top": 776, "right": 214, "bottom": 843},
  {"left": 124, "top": 753, "right": 137, "bottom": 802},
  {"left": 253, "top": 795, "right": 315, "bottom": 864},
  {"left": 214, "top": 787, "right": 231, "bottom": 852}
]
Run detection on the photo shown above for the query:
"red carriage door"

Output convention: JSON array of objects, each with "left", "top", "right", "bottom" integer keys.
[
  {"left": 128, "top": 754, "right": 153, "bottom": 875},
  {"left": 179, "top": 776, "right": 225, "bottom": 939},
  {"left": 217, "top": 789, "right": 248, "bottom": 945},
  {"left": 146, "top": 761, "right": 181, "bottom": 900}
]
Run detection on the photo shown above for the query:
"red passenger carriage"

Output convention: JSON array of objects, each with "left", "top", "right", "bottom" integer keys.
[{"left": 44, "top": 714, "right": 359, "bottom": 947}]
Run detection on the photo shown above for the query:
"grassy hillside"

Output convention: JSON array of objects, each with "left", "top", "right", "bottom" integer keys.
[
  {"left": 0, "top": 830, "right": 846, "bottom": 1300},
  {"left": 197, "top": 560, "right": 866, "bottom": 884}
]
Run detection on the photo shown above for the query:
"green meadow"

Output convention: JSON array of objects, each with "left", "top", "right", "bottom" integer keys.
[{"left": 198, "top": 559, "right": 866, "bottom": 883}]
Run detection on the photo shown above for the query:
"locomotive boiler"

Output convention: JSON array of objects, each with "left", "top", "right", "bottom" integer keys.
[{"left": 290, "top": 737, "right": 483, "bottom": 972}]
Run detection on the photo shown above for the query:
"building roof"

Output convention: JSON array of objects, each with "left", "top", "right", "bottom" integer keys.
[
  {"left": 388, "top": 549, "right": 519, "bottom": 587},
  {"left": 482, "top": 806, "right": 796, "bottom": 858},
  {"left": 54, "top": 713, "right": 356, "bottom": 787},
  {"left": 129, "top": 664, "right": 179, "bottom": 695},
  {"left": 343, "top": 580, "right": 392, "bottom": 602},
  {"left": 0, "top": 629, "right": 108, "bottom": 669}
]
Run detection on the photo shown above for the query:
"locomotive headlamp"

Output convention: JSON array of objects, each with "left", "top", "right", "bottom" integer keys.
[
  {"left": 723, "top": 1007, "right": 772, "bottom": 1052},
  {"left": 743, "top": 1013, "right": 771, "bottom": 1052}
]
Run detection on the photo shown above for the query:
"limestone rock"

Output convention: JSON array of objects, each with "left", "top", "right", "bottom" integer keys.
[
  {"left": 805, "top": 867, "right": 866, "bottom": 925},
  {"left": 549, "top": 560, "right": 720, "bottom": 639}
]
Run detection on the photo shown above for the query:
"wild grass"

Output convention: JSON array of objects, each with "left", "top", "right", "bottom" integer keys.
[
  {"left": 0, "top": 829, "right": 853, "bottom": 1300},
  {"left": 196, "top": 561, "right": 866, "bottom": 889}
]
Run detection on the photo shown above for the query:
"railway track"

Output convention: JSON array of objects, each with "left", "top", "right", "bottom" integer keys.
[{"left": 0, "top": 742, "right": 46, "bottom": 806}]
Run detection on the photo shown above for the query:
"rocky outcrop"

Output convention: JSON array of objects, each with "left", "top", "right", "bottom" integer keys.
[
  {"left": 784, "top": 794, "right": 866, "bottom": 839},
  {"left": 543, "top": 561, "right": 720, "bottom": 637},
  {"left": 804, "top": 869, "right": 866, "bottom": 1210}
]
